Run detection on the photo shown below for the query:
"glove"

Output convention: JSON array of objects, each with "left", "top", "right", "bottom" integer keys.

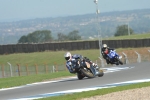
[{"left": 92, "top": 63, "right": 97, "bottom": 67}]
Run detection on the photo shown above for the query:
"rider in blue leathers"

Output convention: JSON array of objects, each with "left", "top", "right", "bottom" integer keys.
[{"left": 64, "top": 52, "right": 97, "bottom": 73}]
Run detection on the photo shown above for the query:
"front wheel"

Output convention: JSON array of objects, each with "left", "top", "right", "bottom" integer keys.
[
  {"left": 77, "top": 73, "right": 85, "bottom": 80},
  {"left": 115, "top": 58, "right": 123, "bottom": 65},
  {"left": 98, "top": 70, "right": 104, "bottom": 77},
  {"left": 118, "top": 59, "right": 123, "bottom": 65}
]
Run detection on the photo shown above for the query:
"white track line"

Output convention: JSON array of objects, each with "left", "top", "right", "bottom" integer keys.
[{"left": 13, "top": 78, "right": 150, "bottom": 100}]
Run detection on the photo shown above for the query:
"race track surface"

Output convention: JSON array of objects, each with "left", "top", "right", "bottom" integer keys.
[{"left": 0, "top": 62, "right": 150, "bottom": 100}]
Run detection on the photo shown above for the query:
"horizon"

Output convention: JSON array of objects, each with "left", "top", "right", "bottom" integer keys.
[
  {"left": 0, "top": 8, "right": 149, "bottom": 23},
  {"left": 0, "top": 0, "right": 150, "bottom": 22}
]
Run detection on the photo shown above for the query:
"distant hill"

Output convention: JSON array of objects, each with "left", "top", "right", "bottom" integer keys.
[{"left": 0, "top": 8, "right": 150, "bottom": 44}]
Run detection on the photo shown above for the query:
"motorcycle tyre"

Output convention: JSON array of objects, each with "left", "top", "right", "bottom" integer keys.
[
  {"left": 116, "top": 62, "right": 119, "bottom": 65},
  {"left": 98, "top": 70, "right": 104, "bottom": 77},
  {"left": 77, "top": 73, "right": 85, "bottom": 80},
  {"left": 80, "top": 68, "right": 95, "bottom": 78},
  {"left": 115, "top": 58, "right": 123, "bottom": 65},
  {"left": 118, "top": 59, "right": 123, "bottom": 65},
  {"left": 120, "top": 61, "right": 123, "bottom": 65}
]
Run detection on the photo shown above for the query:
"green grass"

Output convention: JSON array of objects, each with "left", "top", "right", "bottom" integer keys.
[
  {"left": 103, "top": 33, "right": 150, "bottom": 40},
  {"left": 0, "top": 47, "right": 146, "bottom": 67},
  {"left": 0, "top": 47, "right": 144, "bottom": 67},
  {"left": 0, "top": 49, "right": 101, "bottom": 67},
  {"left": 38, "top": 82, "right": 150, "bottom": 100},
  {"left": 0, "top": 71, "right": 75, "bottom": 88}
]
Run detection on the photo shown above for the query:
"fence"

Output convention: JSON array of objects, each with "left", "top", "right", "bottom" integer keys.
[
  {"left": 0, "top": 63, "right": 67, "bottom": 78},
  {"left": 0, "top": 38, "right": 150, "bottom": 55}
]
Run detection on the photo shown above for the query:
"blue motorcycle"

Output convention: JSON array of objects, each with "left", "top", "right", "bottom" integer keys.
[{"left": 107, "top": 50, "right": 123, "bottom": 65}]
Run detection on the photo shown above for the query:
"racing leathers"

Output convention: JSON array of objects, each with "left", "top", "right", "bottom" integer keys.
[
  {"left": 65, "top": 54, "right": 83, "bottom": 73},
  {"left": 65, "top": 54, "right": 97, "bottom": 73}
]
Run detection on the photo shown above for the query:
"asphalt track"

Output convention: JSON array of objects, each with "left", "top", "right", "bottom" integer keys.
[{"left": 0, "top": 62, "right": 150, "bottom": 100}]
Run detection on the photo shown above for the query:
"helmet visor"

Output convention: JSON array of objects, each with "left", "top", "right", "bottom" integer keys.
[{"left": 65, "top": 57, "right": 70, "bottom": 60}]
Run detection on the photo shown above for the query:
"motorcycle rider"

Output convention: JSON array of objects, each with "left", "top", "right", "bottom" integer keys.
[
  {"left": 101, "top": 44, "right": 114, "bottom": 64},
  {"left": 64, "top": 52, "right": 98, "bottom": 73}
]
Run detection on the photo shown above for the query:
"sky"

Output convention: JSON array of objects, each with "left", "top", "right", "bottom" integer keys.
[{"left": 0, "top": 0, "right": 150, "bottom": 22}]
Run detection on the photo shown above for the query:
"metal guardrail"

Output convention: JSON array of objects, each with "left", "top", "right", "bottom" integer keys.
[
  {"left": 134, "top": 51, "right": 141, "bottom": 63},
  {"left": 7, "top": 62, "right": 13, "bottom": 77},
  {"left": 98, "top": 57, "right": 105, "bottom": 68},
  {"left": 122, "top": 52, "right": 129, "bottom": 64}
]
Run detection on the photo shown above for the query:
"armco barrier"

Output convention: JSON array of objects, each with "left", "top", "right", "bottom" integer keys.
[{"left": 0, "top": 39, "right": 150, "bottom": 55}]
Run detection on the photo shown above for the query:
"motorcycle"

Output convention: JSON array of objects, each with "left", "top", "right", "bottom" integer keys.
[
  {"left": 71, "top": 59, "right": 104, "bottom": 80},
  {"left": 107, "top": 50, "right": 123, "bottom": 65}
]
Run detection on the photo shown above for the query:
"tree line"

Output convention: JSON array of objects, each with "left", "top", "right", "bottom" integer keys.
[
  {"left": 18, "top": 25, "right": 134, "bottom": 43},
  {"left": 18, "top": 30, "right": 81, "bottom": 43}
]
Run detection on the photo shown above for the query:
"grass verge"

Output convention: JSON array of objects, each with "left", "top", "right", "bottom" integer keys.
[
  {"left": 38, "top": 82, "right": 150, "bottom": 100},
  {"left": 103, "top": 33, "right": 150, "bottom": 40},
  {"left": 0, "top": 47, "right": 150, "bottom": 99},
  {"left": 0, "top": 71, "right": 75, "bottom": 89}
]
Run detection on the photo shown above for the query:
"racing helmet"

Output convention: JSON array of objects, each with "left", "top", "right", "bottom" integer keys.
[
  {"left": 64, "top": 52, "right": 72, "bottom": 60},
  {"left": 102, "top": 44, "right": 107, "bottom": 49}
]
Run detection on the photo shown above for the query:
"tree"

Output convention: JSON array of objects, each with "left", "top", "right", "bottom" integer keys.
[
  {"left": 18, "top": 30, "right": 53, "bottom": 43},
  {"left": 18, "top": 35, "right": 28, "bottom": 43},
  {"left": 114, "top": 24, "right": 134, "bottom": 36},
  {"left": 57, "top": 32, "right": 68, "bottom": 41},
  {"left": 67, "top": 30, "right": 81, "bottom": 40},
  {"left": 57, "top": 30, "right": 81, "bottom": 41}
]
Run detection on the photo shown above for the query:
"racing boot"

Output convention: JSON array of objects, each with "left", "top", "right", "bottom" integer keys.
[
  {"left": 106, "top": 59, "right": 109, "bottom": 64},
  {"left": 106, "top": 57, "right": 110, "bottom": 64}
]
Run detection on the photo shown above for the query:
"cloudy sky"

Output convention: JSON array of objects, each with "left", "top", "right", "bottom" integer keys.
[{"left": 0, "top": 0, "right": 149, "bottom": 22}]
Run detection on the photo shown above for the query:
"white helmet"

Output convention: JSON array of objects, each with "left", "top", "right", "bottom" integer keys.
[
  {"left": 64, "top": 52, "right": 72, "bottom": 60},
  {"left": 103, "top": 44, "right": 107, "bottom": 48}
]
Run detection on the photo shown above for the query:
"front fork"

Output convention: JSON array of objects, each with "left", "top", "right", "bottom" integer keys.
[{"left": 89, "top": 65, "right": 100, "bottom": 76}]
